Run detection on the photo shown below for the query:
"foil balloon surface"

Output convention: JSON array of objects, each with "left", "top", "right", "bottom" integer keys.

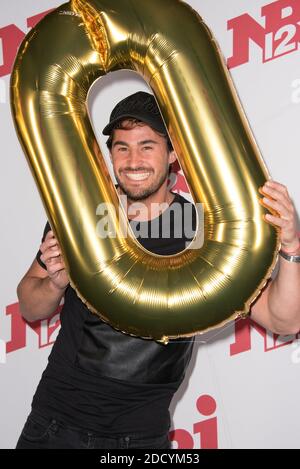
[{"left": 10, "top": 0, "right": 280, "bottom": 343}]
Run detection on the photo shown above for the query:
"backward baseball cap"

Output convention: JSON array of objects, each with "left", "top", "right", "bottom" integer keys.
[{"left": 102, "top": 91, "right": 168, "bottom": 136}]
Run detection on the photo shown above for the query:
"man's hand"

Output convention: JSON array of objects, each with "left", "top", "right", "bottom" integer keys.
[
  {"left": 260, "top": 180, "right": 299, "bottom": 251},
  {"left": 40, "top": 230, "right": 69, "bottom": 290},
  {"left": 251, "top": 180, "right": 300, "bottom": 335}
]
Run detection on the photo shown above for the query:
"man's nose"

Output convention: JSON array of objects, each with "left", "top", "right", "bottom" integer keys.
[{"left": 126, "top": 148, "right": 143, "bottom": 167}]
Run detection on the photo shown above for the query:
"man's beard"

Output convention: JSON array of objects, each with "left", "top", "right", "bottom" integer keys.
[{"left": 115, "top": 165, "right": 169, "bottom": 201}]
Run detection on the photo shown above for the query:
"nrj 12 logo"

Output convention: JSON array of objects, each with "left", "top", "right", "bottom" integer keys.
[
  {"left": 170, "top": 394, "right": 218, "bottom": 449},
  {"left": 0, "top": 1, "right": 299, "bottom": 81},
  {"left": 230, "top": 317, "right": 299, "bottom": 356},
  {"left": 2, "top": 302, "right": 61, "bottom": 359},
  {"left": 228, "top": 0, "right": 300, "bottom": 68}
]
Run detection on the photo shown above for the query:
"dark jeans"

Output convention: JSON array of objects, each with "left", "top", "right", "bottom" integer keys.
[{"left": 16, "top": 410, "right": 171, "bottom": 449}]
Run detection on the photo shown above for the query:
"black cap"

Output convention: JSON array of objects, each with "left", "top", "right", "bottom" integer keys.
[{"left": 102, "top": 91, "right": 167, "bottom": 136}]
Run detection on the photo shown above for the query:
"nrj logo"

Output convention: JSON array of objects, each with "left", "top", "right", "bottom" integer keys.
[
  {"left": 2, "top": 302, "right": 61, "bottom": 359},
  {"left": 0, "top": 9, "right": 54, "bottom": 78},
  {"left": 230, "top": 317, "right": 299, "bottom": 356},
  {"left": 169, "top": 394, "right": 218, "bottom": 449},
  {"left": 1, "top": 1, "right": 299, "bottom": 82},
  {"left": 228, "top": 0, "right": 300, "bottom": 68}
]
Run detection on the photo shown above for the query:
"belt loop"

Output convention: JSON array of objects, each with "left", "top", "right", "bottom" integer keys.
[
  {"left": 87, "top": 432, "right": 95, "bottom": 449},
  {"left": 50, "top": 419, "right": 59, "bottom": 434},
  {"left": 124, "top": 436, "right": 130, "bottom": 449}
]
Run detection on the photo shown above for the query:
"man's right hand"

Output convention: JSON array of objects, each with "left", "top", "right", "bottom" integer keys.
[{"left": 40, "top": 230, "right": 69, "bottom": 291}]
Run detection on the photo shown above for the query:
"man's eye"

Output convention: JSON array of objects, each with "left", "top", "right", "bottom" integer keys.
[
  {"left": 143, "top": 146, "right": 153, "bottom": 151},
  {"left": 118, "top": 147, "right": 128, "bottom": 152}
]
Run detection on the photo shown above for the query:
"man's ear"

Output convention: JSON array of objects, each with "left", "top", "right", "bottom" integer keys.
[{"left": 168, "top": 150, "right": 177, "bottom": 165}]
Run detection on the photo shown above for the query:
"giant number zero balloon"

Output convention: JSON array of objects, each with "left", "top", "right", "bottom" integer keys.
[{"left": 10, "top": 0, "right": 280, "bottom": 343}]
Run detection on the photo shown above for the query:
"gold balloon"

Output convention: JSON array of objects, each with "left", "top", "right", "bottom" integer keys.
[{"left": 10, "top": 0, "right": 280, "bottom": 342}]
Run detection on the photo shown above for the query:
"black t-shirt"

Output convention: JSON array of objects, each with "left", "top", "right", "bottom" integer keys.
[{"left": 32, "top": 192, "right": 196, "bottom": 436}]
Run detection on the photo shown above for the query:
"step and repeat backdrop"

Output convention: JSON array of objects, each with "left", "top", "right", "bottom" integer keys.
[{"left": 0, "top": 0, "right": 299, "bottom": 449}]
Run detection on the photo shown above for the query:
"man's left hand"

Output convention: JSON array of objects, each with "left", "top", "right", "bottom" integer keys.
[{"left": 260, "top": 180, "right": 299, "bottom": 252}]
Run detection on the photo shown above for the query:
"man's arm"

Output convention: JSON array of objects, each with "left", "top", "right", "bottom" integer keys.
[
  {"left": 17, "top": 230, "right": 69, "bottom": 323},
  {"left": 250, "top": 180, "right": 300, "bottom": 335}
]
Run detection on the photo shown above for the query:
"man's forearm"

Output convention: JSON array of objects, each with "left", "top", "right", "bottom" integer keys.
[
  {"left": 17, "top": 276, "right": 66, "bottom": 322},
  {"left": 268, "top": 256, "right": 300, "bottom": 334}
]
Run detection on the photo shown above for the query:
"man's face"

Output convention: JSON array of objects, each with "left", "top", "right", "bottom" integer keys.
[{"left": 110, "top": 124, "right": 176, "bottom": 201}]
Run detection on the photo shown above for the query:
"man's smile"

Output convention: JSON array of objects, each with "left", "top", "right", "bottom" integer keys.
[{"left": 122, "top": 171, "right": 152, "bottom": 182}]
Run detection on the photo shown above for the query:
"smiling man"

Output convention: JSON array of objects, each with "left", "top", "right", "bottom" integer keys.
[
  {"left": 15, "top": 91, "right": 300, "bottom": 449},
  {"left": 104, "top": 92, "right": 177, "bottom": 222}
]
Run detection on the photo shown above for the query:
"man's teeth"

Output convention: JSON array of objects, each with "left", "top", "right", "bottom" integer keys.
[{"left": 125, "top": 172, "right": 151, "bottom": 181}]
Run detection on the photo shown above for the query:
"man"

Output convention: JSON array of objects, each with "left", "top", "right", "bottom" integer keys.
[{"left": 16, "top": 91, "right": 300, "bottom": 449}]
